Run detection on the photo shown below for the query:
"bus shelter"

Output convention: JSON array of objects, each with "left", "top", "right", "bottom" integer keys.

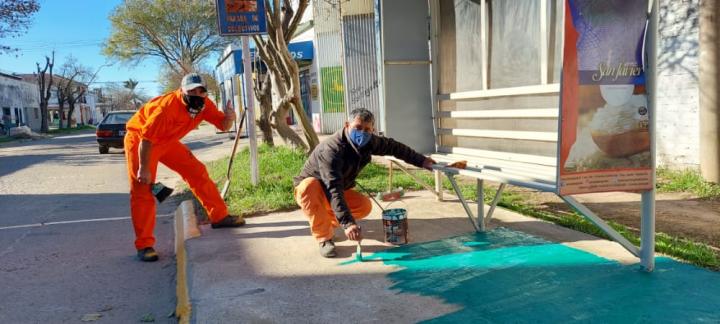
[{"left": 365, "top": 0, "right": 659, "bottom": 270}]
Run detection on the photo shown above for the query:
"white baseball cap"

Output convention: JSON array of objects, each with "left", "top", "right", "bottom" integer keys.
[{"left": 181, "top": 73, "right": 207, "bottom": 92}]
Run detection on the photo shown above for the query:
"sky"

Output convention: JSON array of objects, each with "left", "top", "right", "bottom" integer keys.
[{"left": 1, "top": 0, "right": 165, "bottom": 96}]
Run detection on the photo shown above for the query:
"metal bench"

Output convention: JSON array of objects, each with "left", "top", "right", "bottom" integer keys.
[{"left": 385, "top": 82, "right": 656, "bottom": 271}]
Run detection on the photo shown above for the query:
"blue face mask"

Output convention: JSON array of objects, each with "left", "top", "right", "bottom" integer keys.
[{"left": 349, "top": 128, "right": 372, "bottom": 148}]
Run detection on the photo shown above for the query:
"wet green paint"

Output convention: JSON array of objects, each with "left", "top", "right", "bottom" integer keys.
[{"left": 359, "top": 228, "right": 720, "bottom": 323}]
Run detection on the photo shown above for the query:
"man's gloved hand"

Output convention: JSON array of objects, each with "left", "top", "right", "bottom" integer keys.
[
  {"left": 344, "top": 224, "right": 363, "bottom": 241},
  {"left": 422, "top": 157, "right": 437, "bottom": 171},
  {"left": 448, "top": 160, "right": 467, "bottom": 169}
]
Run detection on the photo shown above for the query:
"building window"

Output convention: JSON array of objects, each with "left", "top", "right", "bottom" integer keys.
[{"left": 438, "top": 0, "right": 563, "bottom": 93}]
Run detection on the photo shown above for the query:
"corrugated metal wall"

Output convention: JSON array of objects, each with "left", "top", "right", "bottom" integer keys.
[
  {"left": 342, "top": 1, "right": 381, "bottom": 129},
  {"left": 313, "top": 0, "right": 381, "bottom": 134},
  {"left": 314, "top": 0, "right": 346, "bottom": 133}
]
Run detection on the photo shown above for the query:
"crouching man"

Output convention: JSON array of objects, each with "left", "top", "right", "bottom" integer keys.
[{"left": 293, "top": 108, "right": 436, "bottom": 257}]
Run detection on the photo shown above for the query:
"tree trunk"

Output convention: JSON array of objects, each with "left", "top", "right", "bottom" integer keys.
[
  {"left": 37, "top": 53, "right": 54, "bottom": 133},
  {"left": 58, "top": 100, "right": 66, "bottom": 129},
  {"left": 277, "top": 33, "right": 318, "bottom": 152},
  {"left": 40, "top": 102, "right": 48, "bottom": 133},
  {"left": 700, "top": 0, "right": 720, "bottom": 182},
  {"left": 269, "top": 68, "right": 308, "bottom": 150},
  {"left": 256, "top": 74, "right": 274, "bottom": 146},
  {"left": 67, "top": 101, "right": 75, "bottom": 128},
  {"left": 289, "top": 92, "right": 319, "bottom": 151},
  {"left": 258, "top": 93, "right": 275, "bottom": 146},
  {"left": 272, "top": 101, "right": 306, "bottom": 150}
]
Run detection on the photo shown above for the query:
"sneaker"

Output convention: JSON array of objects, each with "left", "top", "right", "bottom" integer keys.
[
  {"left": 319, "top": 240, "right": 337, "bottom": 258},
  {"left": 211, "top": 215, "right": 246, "bottom": 228},
  {"left": 137, "top": 247, "right": 159, "bottom": 262}
]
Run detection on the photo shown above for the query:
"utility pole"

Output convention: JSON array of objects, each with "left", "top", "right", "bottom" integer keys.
[{"left": 700, "top": 0, "right": 720, "bottom": 183}]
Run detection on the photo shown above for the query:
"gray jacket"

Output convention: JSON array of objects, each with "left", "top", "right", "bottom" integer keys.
[{"left": 294, "top": 129, "right": 427, "bottom": 227}]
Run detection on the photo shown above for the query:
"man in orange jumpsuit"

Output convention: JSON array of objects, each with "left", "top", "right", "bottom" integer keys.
[
  {"left": 125, "top": 73, "right": 245, "bottom": 262},
  {"left": 294, "top": 108, "right": 436, "bottom": 257}
]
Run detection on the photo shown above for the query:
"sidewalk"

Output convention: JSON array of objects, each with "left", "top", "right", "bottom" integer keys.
[
  {"left": 179, "top": 189, "right": 720, "bottom": 323},
  {"left": 165, "top": 126, "right": 720, "bottom": 322}
]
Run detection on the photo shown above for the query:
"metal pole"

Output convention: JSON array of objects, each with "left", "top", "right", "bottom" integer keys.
[
  {"left": 446, "top": 174, "right": 479, "bottom": 232},
  {"left": 640, "top": 0, "right": 658, "bottom": 272},
  {"left": 434, "top": 169, "right": 443, "bottom": 201},
  {"left": 387, "top": 159, "right": 393, "bottom": 193},
  {"left": 375, "top": 0, "right": 387, "bottom": 132},
  {"left": 477, "top": 179, "right": 485, "bottom": 231},
  {"left": 561, "top": 195, "right": 641, "bottom": 257},
  {"left": 242, "top": 36, "right": 259, "bottom": 185},
  {"left": 486, "top": 183, "right": 506, "bottom": 221}
]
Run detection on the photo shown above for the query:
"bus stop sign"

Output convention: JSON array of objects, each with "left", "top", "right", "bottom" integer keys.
[{"left": 215, "top": 0, "right": 267, "bottom": 35}]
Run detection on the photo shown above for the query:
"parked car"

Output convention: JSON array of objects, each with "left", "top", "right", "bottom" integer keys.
[{"left": 96, "top": 111, "right": 135, "bottom": 154}]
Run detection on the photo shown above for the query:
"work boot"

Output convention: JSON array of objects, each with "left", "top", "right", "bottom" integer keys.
[
  {"left": 211, "top": 215, "right": 246, "bottom": 228},
  {"left": 137, "top": 247, "right": 159, "bottom": 262},
  {"left": 319, "top": 240, "right": 337, "bottom": 258}
]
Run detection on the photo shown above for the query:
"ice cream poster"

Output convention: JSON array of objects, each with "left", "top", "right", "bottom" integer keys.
[{"left": 558, "top": 0, "right": 652, "bottom": 195}]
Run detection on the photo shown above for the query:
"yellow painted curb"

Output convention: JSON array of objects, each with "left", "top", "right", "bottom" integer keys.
[{"left": 174, "top": 200, "right": 201, "bottom": 324}]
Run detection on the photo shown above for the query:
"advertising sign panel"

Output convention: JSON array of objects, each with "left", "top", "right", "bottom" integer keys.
[{"left": 559, "top": 0, "right": 652, "bottom": 195}]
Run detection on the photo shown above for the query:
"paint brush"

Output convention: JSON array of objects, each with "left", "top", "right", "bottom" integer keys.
[{"left": 355, "top": 241, "right": 363, "bottom": 262}]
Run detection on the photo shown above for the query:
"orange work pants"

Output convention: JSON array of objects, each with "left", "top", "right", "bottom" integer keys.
[
  {"left": 125, "top": 133, "right": 228, "bottom": 249},
  {"left": 294, "top": 177, "right": 372, "bottom": 242}
]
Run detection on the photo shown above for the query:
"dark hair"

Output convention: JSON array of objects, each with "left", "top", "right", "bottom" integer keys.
[{"left": 349, "top": 108, "right": 374, "bottom": 124}]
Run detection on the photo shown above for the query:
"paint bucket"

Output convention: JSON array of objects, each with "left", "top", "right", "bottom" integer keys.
[{"left": 382, "top": 208, "right": 408, "bottom": 245}]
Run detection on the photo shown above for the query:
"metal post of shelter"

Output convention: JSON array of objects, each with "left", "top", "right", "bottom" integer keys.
[{"left": 640, "top": 0, "right": 658, "bottom": 271}]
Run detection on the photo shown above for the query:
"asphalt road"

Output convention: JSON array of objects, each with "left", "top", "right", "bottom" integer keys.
[{"left": 0, "top": 127, "right": 235, "bottom": 323}]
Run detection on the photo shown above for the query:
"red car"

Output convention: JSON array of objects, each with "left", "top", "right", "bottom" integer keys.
[{"left": 96, "top": 111, "right": 135, "bottom": 154}]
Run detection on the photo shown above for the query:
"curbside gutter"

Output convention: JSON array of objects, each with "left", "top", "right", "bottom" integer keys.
[{"left": 174, "top": 200, "right": 202, "bottom": 324}]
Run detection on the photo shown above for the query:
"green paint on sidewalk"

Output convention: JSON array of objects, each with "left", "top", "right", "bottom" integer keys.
[{"left": 367, "top": 228, "right": 720, "bottom": 323}]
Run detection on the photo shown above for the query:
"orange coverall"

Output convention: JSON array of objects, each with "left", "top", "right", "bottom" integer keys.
[
  {"left": 124, "top": 89, "right": 228, "bottom": 250},
  {"left": 294, "top": 177, "right": 372, "bottom": 242}
]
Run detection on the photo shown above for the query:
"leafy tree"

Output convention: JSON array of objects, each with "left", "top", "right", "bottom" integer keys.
[
  {"left": 0, "top": 0, "right": 40, "bottom": 55},
  {"left": 103, "top": 0, "right": 228, "bottom": 74}
]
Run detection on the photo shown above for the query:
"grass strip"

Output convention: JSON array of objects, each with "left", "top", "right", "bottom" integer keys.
[
  {"left": 47, "top": 125, "right": 96, "bottom": 135},
  {"left": 656, "top": 168, "right": 720, "bottom": 199}
]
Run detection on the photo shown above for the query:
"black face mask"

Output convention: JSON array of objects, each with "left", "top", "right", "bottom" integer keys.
[{"left": 183, "top": 94, "right": 205, "bottom": 116}]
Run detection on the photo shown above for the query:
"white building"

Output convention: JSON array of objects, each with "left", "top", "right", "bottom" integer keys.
[{"left": 0, "top": 72, "right": 42, "bottom": 132}]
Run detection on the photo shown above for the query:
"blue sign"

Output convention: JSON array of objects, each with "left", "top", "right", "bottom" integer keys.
[
  {"left": 215, "top": 0, "right": 267, "bottom": 35},
  {"left": 215, "top": 40, "right": 314, "bottom": 81},
  {"left": 288, "top": 40, "right": 313, "bottom": 60}
]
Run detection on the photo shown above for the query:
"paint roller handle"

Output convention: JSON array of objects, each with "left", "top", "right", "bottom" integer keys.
[
  {"left": 355, "top": 182, "right": 386, "bottom": 213},
  {"left": 225, "top": 110, "right": 247, "bottom": 179}
]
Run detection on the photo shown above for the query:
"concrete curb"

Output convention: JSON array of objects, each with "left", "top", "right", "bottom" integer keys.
[{"left": 174, "top": 200, "right": 202, "bottom": 324}]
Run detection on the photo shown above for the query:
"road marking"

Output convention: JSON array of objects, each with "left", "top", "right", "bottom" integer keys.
[
  {"left": 51, "top": 133, "right": 95, "bottom": 139},
  {"left": 0, "top": 213, "right": 174, "bottom": 231}
]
